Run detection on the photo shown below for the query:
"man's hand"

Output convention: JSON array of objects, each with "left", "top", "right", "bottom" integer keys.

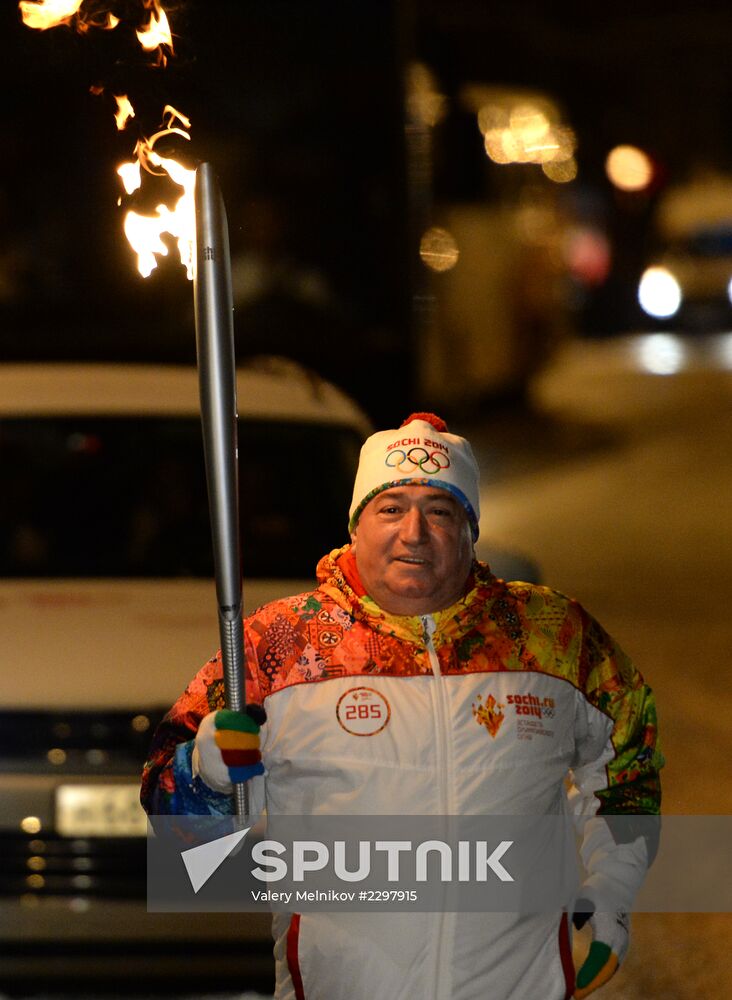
[
  {"left": 193, "top": 707, "right": 265, "bottom": 794},
  {"left": 573, "top": 903, "right": 629, "bottom": 998}
]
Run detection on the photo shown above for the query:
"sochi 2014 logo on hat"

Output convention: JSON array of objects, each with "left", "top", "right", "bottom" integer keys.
[
  {"left": 384, "top": 435, "right": 451, "bottom": 477},
  {"left": 336, "top": 687, "right": 391, "bottom": 736}
]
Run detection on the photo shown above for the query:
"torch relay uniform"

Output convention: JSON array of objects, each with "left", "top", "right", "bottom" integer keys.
[{"left": 141, "top": 547, "right": 662, "bottom": 1000}]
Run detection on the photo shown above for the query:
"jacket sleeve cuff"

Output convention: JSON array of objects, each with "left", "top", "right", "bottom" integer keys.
[{"left": 171, "top": 740, "right": 236, "bottom": 816}]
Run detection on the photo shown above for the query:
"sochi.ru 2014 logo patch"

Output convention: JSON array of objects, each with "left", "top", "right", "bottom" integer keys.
[
  {"left": 472, "top": 693, "right": 505, "bottom": 738},
  {"left": 336, "top": 687, "right": 391, "bottom": 736},
  {"left": 472, "top": 691, "right": 557, "bottom": 739},
  {"left": 506, "top": 693, "right": 555, "bottom": 719}
]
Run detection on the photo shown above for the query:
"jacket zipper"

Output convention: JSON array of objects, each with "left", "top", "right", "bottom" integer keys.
[
  {"left": 422, "top": 615, "right": 452, "bottom": 811},
  {"left": 422, "top": 615, "right": 453, "bottom": 1000}
]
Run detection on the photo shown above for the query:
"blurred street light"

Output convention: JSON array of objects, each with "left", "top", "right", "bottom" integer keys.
[
  {"left": 606, "top": 144, "right": 654, "bottom": 192},
  {"left": 419, "top": 226, "right": 459, "bottom": 272},
  {"left": 638, "top": 265, "right": 682, "bottom": 318}
]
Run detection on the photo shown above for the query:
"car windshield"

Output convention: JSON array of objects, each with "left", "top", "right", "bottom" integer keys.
[{"left": 0, "top": 417, "right": 361, "bottom": 579}]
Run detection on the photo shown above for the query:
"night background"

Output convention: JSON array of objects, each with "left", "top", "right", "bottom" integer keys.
[
  {"left": 2, "top": 2, "right": 732, "bottom": 998},
  {"left": 5, "top": 0, "right": 732, "bottom": 417}
]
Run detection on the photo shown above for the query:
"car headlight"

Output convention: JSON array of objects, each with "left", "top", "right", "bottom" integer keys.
[{"left": 638, "top": 266, "right": 682, "bottom": 319}]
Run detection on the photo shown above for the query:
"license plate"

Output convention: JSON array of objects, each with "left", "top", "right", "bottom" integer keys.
[{"left": 56, "top": 783, "right": 148, "bottom": 837}]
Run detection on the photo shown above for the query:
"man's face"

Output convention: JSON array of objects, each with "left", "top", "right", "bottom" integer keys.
[{"left": 350, "top": 487, "right": 474, "bottom": 616}]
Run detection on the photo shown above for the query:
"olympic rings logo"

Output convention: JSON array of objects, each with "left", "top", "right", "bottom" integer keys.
[{"left": 385, "top": 447, "right": 451, "bottom": 475}]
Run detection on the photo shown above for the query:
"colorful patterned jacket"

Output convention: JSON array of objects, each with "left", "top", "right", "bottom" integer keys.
[{"left": 141, "top": 547, "right": 662, "bottom": 1000}]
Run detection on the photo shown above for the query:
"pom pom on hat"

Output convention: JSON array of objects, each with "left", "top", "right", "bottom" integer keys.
[
  {"left": 400, "top": 412, "right": 449, "bottom": 433},
  {"left": 348, "top": 413, "right": 480, "bottom": 540}
]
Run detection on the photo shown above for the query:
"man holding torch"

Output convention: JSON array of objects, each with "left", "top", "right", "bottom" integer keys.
[{"left": 141, "top": 411, "right": 662, "bottom": 1000}]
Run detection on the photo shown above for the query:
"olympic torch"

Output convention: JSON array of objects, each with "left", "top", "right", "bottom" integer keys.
[{"left": 192, "top": 162, "right": 248, "bottom": 817}]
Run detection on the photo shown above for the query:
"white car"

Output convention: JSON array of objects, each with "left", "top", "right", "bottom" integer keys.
[
  {"left": 638, "top": 226, "right": 732, "bottom": 329},
  {"left": 0, "top": 358, "right": 370, "bottom": 992}
]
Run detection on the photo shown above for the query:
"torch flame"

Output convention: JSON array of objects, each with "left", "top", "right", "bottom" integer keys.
[
  {"left": 117, "top": 108, "right": 195, "bottom": 279},
  {"left": 19, "top": 0, "right": 84, "bottom": 29},
  {"left": 22, "top": 0, "right": 191, "bottom": 280},
  {"left": 114, "top": 95, "right": 136, "bottom": 131},
  {"left": 136, "top": 2, "right": 173, "bottom": 65},
  {"left": 117, "top": 160, "right": 142, "bottom": 195},
  {"left": 123, "top": 173, "right": 194, "bottom": 279},
  {"left": 163, "top": 104, "right": 191, "bottom": 131},
  {"left": 20, "top": 0, "right": 120, "bottom": 32}
]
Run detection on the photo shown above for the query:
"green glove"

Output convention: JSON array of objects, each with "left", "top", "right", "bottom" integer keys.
[{"left": 573, "top": 903, "right": 629, "bottom": 998}]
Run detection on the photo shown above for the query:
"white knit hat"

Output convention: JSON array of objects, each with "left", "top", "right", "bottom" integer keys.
[{"left": 348, "top": 412, "right": 480, "bottom": 540}]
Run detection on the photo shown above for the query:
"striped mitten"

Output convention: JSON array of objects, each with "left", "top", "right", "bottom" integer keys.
[{"left": 193, "top": 706, "right": 265, "bottom": 794}]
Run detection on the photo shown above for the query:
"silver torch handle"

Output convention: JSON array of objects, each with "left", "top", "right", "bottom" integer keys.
[{"left": 193, "top": 162, "right": 249, "bottom": 817}]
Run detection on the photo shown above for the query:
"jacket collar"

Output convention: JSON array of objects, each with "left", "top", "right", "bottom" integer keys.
[{"left": 315, "top": 544, "right": 498, "bottom": 646}]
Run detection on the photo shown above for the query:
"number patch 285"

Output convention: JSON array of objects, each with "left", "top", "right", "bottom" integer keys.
[{"left": 336, "top": 687, "right": 391, "bottom": 736}]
